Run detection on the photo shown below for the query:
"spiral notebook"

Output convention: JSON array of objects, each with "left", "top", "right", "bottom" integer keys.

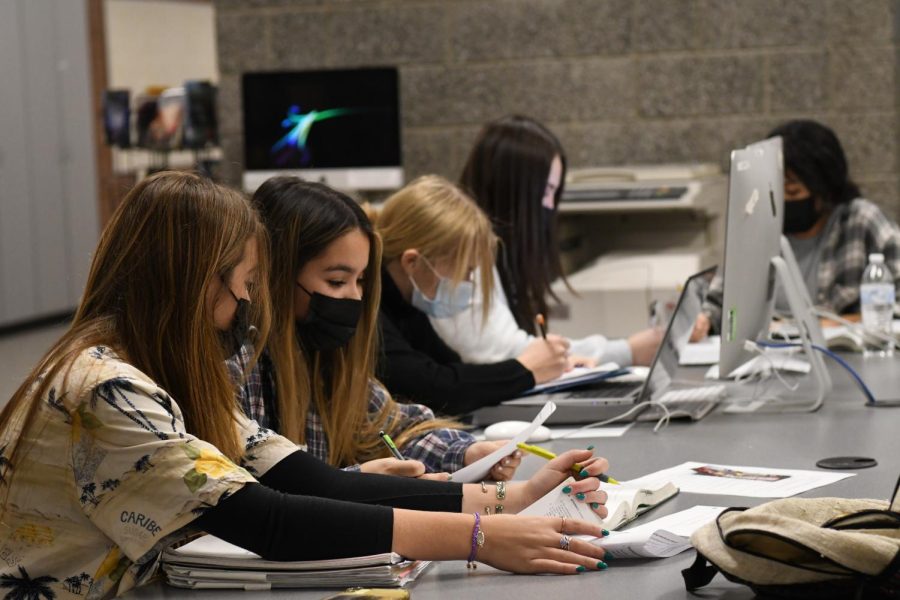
[{"left": 162, "top": 535, "right": 430, "bottom": 590}]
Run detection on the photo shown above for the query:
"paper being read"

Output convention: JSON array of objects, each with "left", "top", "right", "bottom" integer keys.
[
  {"left": 450, "top": 401, "right": 556, "bottom": 483},
  {"left": 588, "top": 505, "right": 727, "bottom": 559}
]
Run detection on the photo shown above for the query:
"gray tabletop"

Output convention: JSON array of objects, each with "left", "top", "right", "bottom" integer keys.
[{"left": 126, "top": 354, "right": 900, "bottom": 600}]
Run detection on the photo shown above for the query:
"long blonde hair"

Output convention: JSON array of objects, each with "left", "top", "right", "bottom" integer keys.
[
  {"left": 376, "top": 175, "right": 497, "bottom": 319},
  {"left": 0, "top": 172, "right": 270, "bottom": 480},
  {"left": 252, "top": 177, "right": 461, "bottom": 466}
]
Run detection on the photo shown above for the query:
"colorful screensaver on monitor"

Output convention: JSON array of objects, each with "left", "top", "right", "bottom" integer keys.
[{"left": 243, "top": 68, "right": 400, "bottom": 171}]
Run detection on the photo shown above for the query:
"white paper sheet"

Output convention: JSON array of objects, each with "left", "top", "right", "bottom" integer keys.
[
  {"left": 450, "top": 401, "right": 556, "bottom": 482},
  {"left": 528, "top": 362, "right": 620, "bottom": 393},
  {"left": 586, "top": 505, "right": 727, "bottom": 558},
  {"left": 549, "top": 424, "right": 633, "bottom": 439},
  {"left": 680, "top": 336, "right": 720, "bottom": 366},
  {"left": 625, "top": 461, "right": 854, "bottom": 498}
]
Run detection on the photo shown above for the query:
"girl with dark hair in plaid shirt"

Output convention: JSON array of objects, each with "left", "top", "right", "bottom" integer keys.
[
  {"left": 695, "top": 119, "right": 900, "bottom": 339},
  {"left": 228, "top": 176, "right": 522, "bottom": 479}
]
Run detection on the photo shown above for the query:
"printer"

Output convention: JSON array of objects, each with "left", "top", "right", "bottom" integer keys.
[{"left": 550, "top": 164, "right": 726, "bottom": 339}]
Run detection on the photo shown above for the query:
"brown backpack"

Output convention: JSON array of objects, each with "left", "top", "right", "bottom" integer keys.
[{"left": 683, "top": 476, "right": 900, "bottom": 599}]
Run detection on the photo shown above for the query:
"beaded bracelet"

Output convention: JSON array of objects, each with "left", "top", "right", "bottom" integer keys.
[{"left": 466, "top": 512, "right": 485, "bottom": 569}]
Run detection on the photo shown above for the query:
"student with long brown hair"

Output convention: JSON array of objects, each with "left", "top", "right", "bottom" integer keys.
[
  {"left": 432, "top": 115, "right": 662, "bottom": 368},
  {"left": 375, "top": 175, "right": 574, "bottom": 413},
  {"left": 228, "top": 176, "right": 521, "bottom": 478},
  {"left": 0, "top": 171, "right": 611, "bottom": 596}
]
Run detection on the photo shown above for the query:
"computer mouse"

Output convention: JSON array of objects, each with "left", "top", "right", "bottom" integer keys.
[{"left": 483, "top": 421, "right": 552, "bottom": 442}]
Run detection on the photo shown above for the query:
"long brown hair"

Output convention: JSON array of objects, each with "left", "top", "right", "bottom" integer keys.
[
  {"left": 460, "top": 115, "right": 569, "bottom": 334},
  {"left": 0, "top": 172, "right": 270, "bottom": 481},
  {"left": 253, "top": 177, "right": 460, "bottom": 466}
]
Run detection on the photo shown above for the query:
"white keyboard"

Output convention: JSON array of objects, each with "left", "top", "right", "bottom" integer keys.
[{"left": 658, "top": 385, "right": 727, "bottom": 405}]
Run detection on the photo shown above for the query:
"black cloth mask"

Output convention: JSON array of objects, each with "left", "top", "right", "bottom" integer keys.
[
  {"left": 224, "top": 287, "right": 252, "bottom": 357},
  {"left": 296, "top": 284, "right": 363, "bottom": 352},
  {"left": 783, "top": 196, "right": 819, "bottom": 234}
]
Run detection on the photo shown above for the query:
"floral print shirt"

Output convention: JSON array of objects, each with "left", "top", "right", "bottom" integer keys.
[{"left": 0, "top": 346, "right": 298, "bottom": 599}]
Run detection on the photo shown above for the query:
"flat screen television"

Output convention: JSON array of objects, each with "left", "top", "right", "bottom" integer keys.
[{"left": 242, "top": 67, "right": 402, "bottom": 191}]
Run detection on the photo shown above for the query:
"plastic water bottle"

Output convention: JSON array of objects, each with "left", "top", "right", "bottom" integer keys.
[{"left": 860, "top": 253, "right": 895, "bottom": 357}]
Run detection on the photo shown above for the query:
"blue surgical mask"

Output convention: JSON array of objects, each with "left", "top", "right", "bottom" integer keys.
[{"left": 409, "top": 257, "right": 474, "bottom": 319}]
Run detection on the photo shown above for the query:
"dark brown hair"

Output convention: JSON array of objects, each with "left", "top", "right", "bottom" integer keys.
[
  {"left": 460, "top": 115, "right": 569, "bottom": 334},
  {"left": 253, "top": 177, "right": 462, "bottom": 466}
]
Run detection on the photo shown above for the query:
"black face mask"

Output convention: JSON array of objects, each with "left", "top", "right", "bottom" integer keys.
[
  {"left": 783, "top": 196, "right": 819, "bottom": 234},
  {"left": 223, "top": 286, "right": 252, "bottom": 357},
  {"left": 296, "top": 283, "right": 362, "bottom": 352}
]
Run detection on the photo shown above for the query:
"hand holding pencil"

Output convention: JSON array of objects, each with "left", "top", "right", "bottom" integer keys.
[
  {"left": 519, "top": 447, "right": 611, "bottom": 519},
  {"left": 517, "top": 315, "right": 569, "bottom": 383}
]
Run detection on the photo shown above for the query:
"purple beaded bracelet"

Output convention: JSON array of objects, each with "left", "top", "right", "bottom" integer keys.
[{"left": 466, "top": 512, "right": 484, "bottom": 569}]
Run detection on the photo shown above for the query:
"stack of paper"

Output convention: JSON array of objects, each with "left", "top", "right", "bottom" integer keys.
[
  {"left": 587, "top": 505, "right": 727, "bottom": 558},
  {"left": 162, "top": 535, "right": 429, "bottom": 590}
]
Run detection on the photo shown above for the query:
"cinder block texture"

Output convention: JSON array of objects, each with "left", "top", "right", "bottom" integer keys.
[{"left": 216, "top": 0, "right": 900, "bottom": 220}]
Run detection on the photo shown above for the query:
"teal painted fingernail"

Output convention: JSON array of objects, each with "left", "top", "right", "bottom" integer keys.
[
  {"left": 591, "top": 502, "right": 600, "bottom": 509},
  {"left": 602, "top": 529, "right": 610, "bottom": 537},
  {"left": 579, "top": 468, "right": 589, "bottom": 477},
  {"left": 586, "top": 445, "right": 595, "bottom": 450},
  {"left": 603, "top": 552, "right": 614, "bottom": 562},
  {"left": 576, "top": 565, "right": 586, "bottom": 573},
  {"left": 576, "top": 492, "right": 585, "bottom": 500},
  {"left": 596, "top": 560, "right": 608, "bottom": 570},
  {"left": 562, "top": 486, "right": 572, "bottom": 494}
]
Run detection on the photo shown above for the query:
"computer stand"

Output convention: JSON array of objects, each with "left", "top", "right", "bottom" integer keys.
[{"left": 725, "top": 237, "right": 832, "bottom": 413}]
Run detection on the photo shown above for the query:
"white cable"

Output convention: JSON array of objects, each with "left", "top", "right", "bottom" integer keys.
[{"left": 553, "top": 400, "right": 674, "bottom": 437}]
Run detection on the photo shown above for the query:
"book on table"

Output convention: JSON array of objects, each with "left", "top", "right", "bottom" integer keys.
[
  {"left": 519, "top": 476, "right": 679, "bottom": 531},
  {"left": 161, "top": 535, "right": 429, "bottom": 590}
]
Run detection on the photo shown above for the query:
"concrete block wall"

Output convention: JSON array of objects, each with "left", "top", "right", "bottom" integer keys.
[{"left": 214, "top": 0, "right": 900, "bottom": 217}]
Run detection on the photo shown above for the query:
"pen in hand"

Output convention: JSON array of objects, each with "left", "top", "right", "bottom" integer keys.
[
  {"left": 516, "top": 442, "right": 620, "bottom": 484},
  {"left": 378, "top": 430, "right": 406, "bottom": 461},
  {"left": 535, "top": 313, "right": 548, "bottom": 340}
]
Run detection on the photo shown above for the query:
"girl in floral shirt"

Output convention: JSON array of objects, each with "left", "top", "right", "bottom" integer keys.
[{"left": 0, "top": 172, "right": 611, "bottom": 598}]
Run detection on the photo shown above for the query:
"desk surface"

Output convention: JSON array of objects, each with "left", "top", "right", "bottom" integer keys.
[{"left": 125, "top": 354, "right": 900, "bottom": 600}]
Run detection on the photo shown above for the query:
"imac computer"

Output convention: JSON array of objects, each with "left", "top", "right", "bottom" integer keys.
[
  {"left": 242, "top": 67, "right": 403, "bottom": 192},
  {"left": 718, "top": 136, "right": 830, "bottom": 411}
]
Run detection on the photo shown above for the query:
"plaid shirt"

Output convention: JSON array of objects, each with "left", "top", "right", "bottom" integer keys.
[
  {"left": 703, "top": 198, "right": 900, "bottom": 327},
  {"left": 226, "top": 342, "right": 475, "bottom": 473}
]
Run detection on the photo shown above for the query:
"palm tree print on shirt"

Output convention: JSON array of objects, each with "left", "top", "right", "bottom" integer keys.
[
  {"left": 0, "top": 566, "right": 57, "bottom": 600},
  {"left": 61, "top": 573, "right": 90, "bottom": 596}
]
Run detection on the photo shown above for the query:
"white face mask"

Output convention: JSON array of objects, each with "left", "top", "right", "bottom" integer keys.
[{"left": 409, "top": 256, "right": 474, "bottom": 319}]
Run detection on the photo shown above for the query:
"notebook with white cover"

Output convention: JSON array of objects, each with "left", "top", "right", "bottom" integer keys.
[
  {"left": 519, "top": 476, "right": 679, "bottom": 531},
  {"left": 163, "top": 535, "right": 406, "bottom": 571}
]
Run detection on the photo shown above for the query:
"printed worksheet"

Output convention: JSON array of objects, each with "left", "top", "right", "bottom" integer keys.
[
  {"left": 625, "top": 461, "right": 854, "bottom": 498},
  {"left": 586, "top": 505, "right": 727, "bottom": 558}
]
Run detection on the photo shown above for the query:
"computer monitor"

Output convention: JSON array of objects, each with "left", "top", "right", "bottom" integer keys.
[
  {"left": 718, "top": 136, "right": 785, "bottom": 376},
  {"left": 242, "top": 67, "right": 403, "bottom": 192}
]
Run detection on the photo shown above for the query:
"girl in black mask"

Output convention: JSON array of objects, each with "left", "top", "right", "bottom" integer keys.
[
  {"left": 226, "top": 177, "right": 523, "bottom": 481},
  {"left": 694, "top": 119, "right": 900, "bottom": 339}
]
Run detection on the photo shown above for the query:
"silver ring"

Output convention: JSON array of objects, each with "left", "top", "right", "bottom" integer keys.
[{"left": 559, "top": 535, "right": 571, "bottom": 551}]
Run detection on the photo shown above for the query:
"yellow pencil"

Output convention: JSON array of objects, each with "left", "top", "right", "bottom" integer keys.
[{"left": 516, "top": 442, "right": 620, "bottom": 484}]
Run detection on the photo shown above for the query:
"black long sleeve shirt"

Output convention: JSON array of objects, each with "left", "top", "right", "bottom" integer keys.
[
  {"left": 376, "top": 269, "right": 534, "bottom": 415},
  {"left": 196, "top": 449, "right": 463, "bottom": 561}
]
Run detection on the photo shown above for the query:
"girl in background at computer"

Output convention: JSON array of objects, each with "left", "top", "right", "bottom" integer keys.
[
  {"left": 0, "top": 172, "right": 613, "bottom": 593},
  {"left": 374, "top": 175, "right": 573, "bottom": 413},
  {"left": 430, "top": 114, "right": 662, "bottom": 369},
  {"left": 229, "top": 176, "right": 522, "bottom": 480},
  {"left": 693, "top": 119, "right": 900, "bottom": 340}
]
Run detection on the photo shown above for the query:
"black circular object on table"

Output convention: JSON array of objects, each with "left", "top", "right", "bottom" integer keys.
[{"left": 816, "top": 456, "right": 878, "bottom": 470}]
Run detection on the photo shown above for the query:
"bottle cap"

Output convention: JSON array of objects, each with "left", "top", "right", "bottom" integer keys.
[{"left": 869, "top": 253, "right": 885, "bottom": 264}]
